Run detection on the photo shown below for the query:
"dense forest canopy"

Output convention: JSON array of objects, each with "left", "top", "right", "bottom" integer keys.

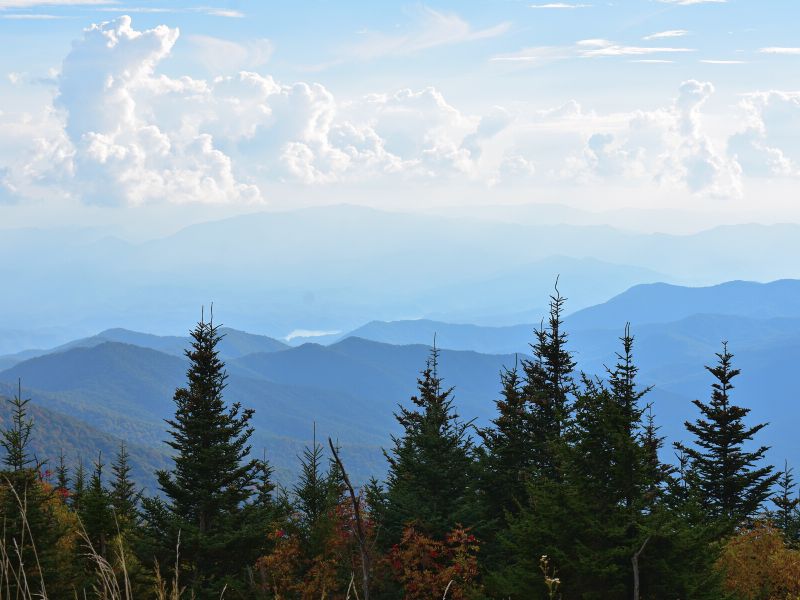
[{"left": 0, "top": 291, "right": 797, "bottom": 599}]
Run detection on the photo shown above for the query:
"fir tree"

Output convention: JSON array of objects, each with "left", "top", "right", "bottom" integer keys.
[
  {"left": 772, "top": 461, "right": 800, "bottom": 545},
  {"left": 143, "top": 312, "right": 262, "bottom": 598},
  {"left": 254, "top": 449, "right": 276, "bottom": 510},
  {"left": 521, "top": 281, "right": 576, "bottom": 478},
  {"left": 489, "top": 328, "right": 675, "bottom": 599},
  {"left": 80, "top": 453, "right": 115, "bottom": 559},
  {"left": 675, "top": 342, "right": 778, "bottom": 531},
  {"left": 295, "top": 434, "right": 329, "bottom": 530},
  {"left": 0, "top": 382, "right": 70, "bottom": 597},
  {"left": 1, "top": 379, "right": 35, "bottom": 472},
  {"left": 72, "top": 457, "right": 87, "bottom": 512},
  {"left": 110, "top": 441, "right": 138, "bottom": 528},
  {"left": 55, "top": 448, "right": 70, "bottom": 503},
  {"left": 383, "top": 344, "right": 479, "bottom": 542},
  {"left": 478, "top": 360, "right": 532, "bottom": 523}
]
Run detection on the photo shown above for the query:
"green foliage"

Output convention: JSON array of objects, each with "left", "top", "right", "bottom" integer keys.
[
  {"left": 0, "top": 305, "right": 790, "bottom": 598},
  {"left": 521, "top": 283, "right": 576, "bottom": 478},
  {"left": 675, "top": 342, "right": 779, "bottom": 533},
  {"left": 110, "top": 441, "right": 139, "bottom": 528},
  {"left": 142, "top": 313, "right": 266, "bottom": 599},
  {"left": 383, "top": 344, "right": 480, "bottom": 543},
  {"left": 772, "top": 461, "right": 800, "bottom": 546},
  {"left": 1, "top": 379, "right": 35, "bottom": 472},
  {"left": 478, "top": 361, "right": 531, "bottom": 523},
  {"left": 0, "top": 382, "right": 75, "bottom": 598}
]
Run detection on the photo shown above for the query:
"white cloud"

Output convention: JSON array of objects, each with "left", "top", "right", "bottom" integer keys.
[
  {"left": 563, "top": 80, "right": 741, "bottom": 197},
  {"left": 344, "top": 6, "right": 510, "bottom": 60},
  {"left": 658, "top": 0, "right": 726, "bottom": 4},
  {"left": 728, "top": 91, "right": 800, "bottom": 177},
  {"left": 583, "top": 44, "right": 693, "bottom": 57},
  {"left": 204, "top": 9, "right": 242, "bottom": 18},
  {"left": 0, "top": 12, "right": 64, "bottom": 18},
  {"left": 96, "top": 6, "right": 245, "bottom": 17},
  {"left": 52, "top": 15, "right": 261, "bottom": 205},
  {"left": 700, "top": 59, "right": 746, "bottom": 64},
  {"left": 530, "top": 3, "right": 591, "bottom": 8},
  {"left": 186, "top": 35, "right": 273, "bottom": 72},
  {"left": 0, "top": 0, "right": 110, "bottom": 6},
  {"left": 643, "top": 30, "right": 689, "bottom": 40},
  {"left": 492, "top": 38, "right": 693, "bottom": 65},
  {"left": 6, "top": 15, "right": 800, "bottom": 206},
  {"left": 759, "top": 47, "right": 800, "bottom": 55}
]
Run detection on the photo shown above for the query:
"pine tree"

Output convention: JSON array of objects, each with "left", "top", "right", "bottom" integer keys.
[
  {"left": 561, "top": 328, "right": 672, "bottom": 598},
  {"left": 110, "top": 441, "right": 138, "bottom": 528},
  {"left": 649, "top": 447, "right": 725, "bottom": 599},
  {"left": 295, "top": 436, "right": 327, "bottom": 526},
  {"left": 294, "top": 433, "right": 335, "bottom": 555},
  {"left": 143, "top": 312, "right": 262, "bottom": 598},
  {"left": 55, "top": 449, "right": 70, "bottom": 503},
  {"left": 254, "top": 449, "right": 276, "bottom": 511},
  {"left": 0, "top": 382, "right": 70, "bottom": 597},
  {"left": 72, "top": 457, "right": 87, "bottom": 511},
  {"left": 80, "top": 453, "right": 115, "bottom": 559},
  {"left": 772, "top": 461, "right": 800, "bottom": 545},
  {"left": 675, "top": 343, "right": 778, "bottom": 531},
  {"left": 478, "top": 360, "right": 532, "bottom": 523},
  {"left": 383, "top": 344, "right": 479, "bottom": 543},
  {"left": 488, "top": 327, "right": 676, "bottom": 599},
  {"left": 521, "top": 282, "right": 576, "bottom": 478},
  {"left": 1, "top": 379, "right": 35, "bottom": 472}
]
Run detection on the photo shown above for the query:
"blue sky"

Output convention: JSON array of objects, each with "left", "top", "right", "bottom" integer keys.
[{"left": 1, "top": 0, "right": 799, "bottom": 230}]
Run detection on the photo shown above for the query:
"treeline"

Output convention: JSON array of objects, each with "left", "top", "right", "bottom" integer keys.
[{"left": 1, "top": 290, "right": 800, "bottom": 599}]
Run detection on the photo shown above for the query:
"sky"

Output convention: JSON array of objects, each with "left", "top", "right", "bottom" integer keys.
[{"left": 1, "top": 0, "right": 800, "bottom": 233}]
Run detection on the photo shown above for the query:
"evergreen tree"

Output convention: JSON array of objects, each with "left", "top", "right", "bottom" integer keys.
[
  {"left": 142, "top": 312, "right": 262, "bottom": 599},
  {"left": 675, "top": 342, "right": 778, "bottom": 531},
  {"left": 383, "top": 344, "right": 479, "bottom": 543},
  {"left": 561, "top": 328, "right": 671, "bottom": 598},
  {"left": 521, "top": 282, "right": 576, "bottom": 478},
  {"left": 658, "top": 449, "right": 725, "bottom": 599},
  {"left": 55, "top": 448, "right": 70, "bottom": 503},
  {"left": 1, "top": 379, "right": 35, "bottom": 472},
  {"left": 0, "top": 382, "right": 70, "bottom": 597},
  {"left": 72, "top": 457, "right": 87, "bottom": 512},
  {"left": 294, "top": 433, "right": 337, "bottom": 557},
  {"left": 295, "top": 436, "right": 329, "bottom": 529},
  {"left": 478, "top": 360, "right": 532, "bottom": 523},
  {"left": 772, "top": 461, "right": 800, "bottom": 545},
  {"left": 489, "top": 327, "right": 677, "bottom": 599},
  {"left": 80, "top": 453, "right": 115, "bottom": 559},
  {"left": 254, "top": 449, "right": 276, "bottom": 510},
  {"left": 110, "top": 441, "right": 138, "bottom": 528}
]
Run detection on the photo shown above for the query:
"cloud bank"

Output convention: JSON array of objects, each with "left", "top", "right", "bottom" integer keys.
[{"left": 1, "top": 15, "right": 798, "bottom": 206}]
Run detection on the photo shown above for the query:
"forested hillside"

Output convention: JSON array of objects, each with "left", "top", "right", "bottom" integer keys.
[{"left": 0, "top": 287, "right": 797, "bottom": 599}]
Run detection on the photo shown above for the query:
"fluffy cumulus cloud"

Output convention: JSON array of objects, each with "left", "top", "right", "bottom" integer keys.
[
  {"left": 0, "top": 16, "right": 510, "bottom": 203},
  {"left": 53, "top": 16, "right": 261, "bottom": 205},
  {"left": 5, "top": 15, "right": 800, "bottom": 206},
  {"left": 561, "top": 79, "right": 741, "bottom": 197},
  {"left": 728, "top": 91, "right": 800, "bottom": 177}
]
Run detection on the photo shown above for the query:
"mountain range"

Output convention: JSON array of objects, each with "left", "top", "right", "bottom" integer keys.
[
  {"left": 1, "top": 278, "right": 798, "bottom": 491},
  {"left": 5, "top": 205, "right": 800, "bottom": 353}
]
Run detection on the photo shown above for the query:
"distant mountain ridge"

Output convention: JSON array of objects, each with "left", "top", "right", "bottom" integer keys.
[
  {"left": 2, "top": 277, "right": 800, "bottom": 490},
  {"left": 0, "top": 326, "right": 288, "bottom": 369},
  {"left": 566, "top": 279, "right": 800, "bottom": 329},
  {"left": 5, "top": 205, "right": 800, "bottom": 352}
]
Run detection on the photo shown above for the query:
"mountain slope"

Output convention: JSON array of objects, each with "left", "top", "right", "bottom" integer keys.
[{"left": 566, "top": 279, "right": 800, "bottom": 330}]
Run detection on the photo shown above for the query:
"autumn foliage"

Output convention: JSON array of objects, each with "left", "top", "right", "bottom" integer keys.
[
  {"left": 388, "top": 525, "right": 480, "bottom": 600},
  {"left": 717, "top": 521, "right": 800, "bottom": 600}
]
